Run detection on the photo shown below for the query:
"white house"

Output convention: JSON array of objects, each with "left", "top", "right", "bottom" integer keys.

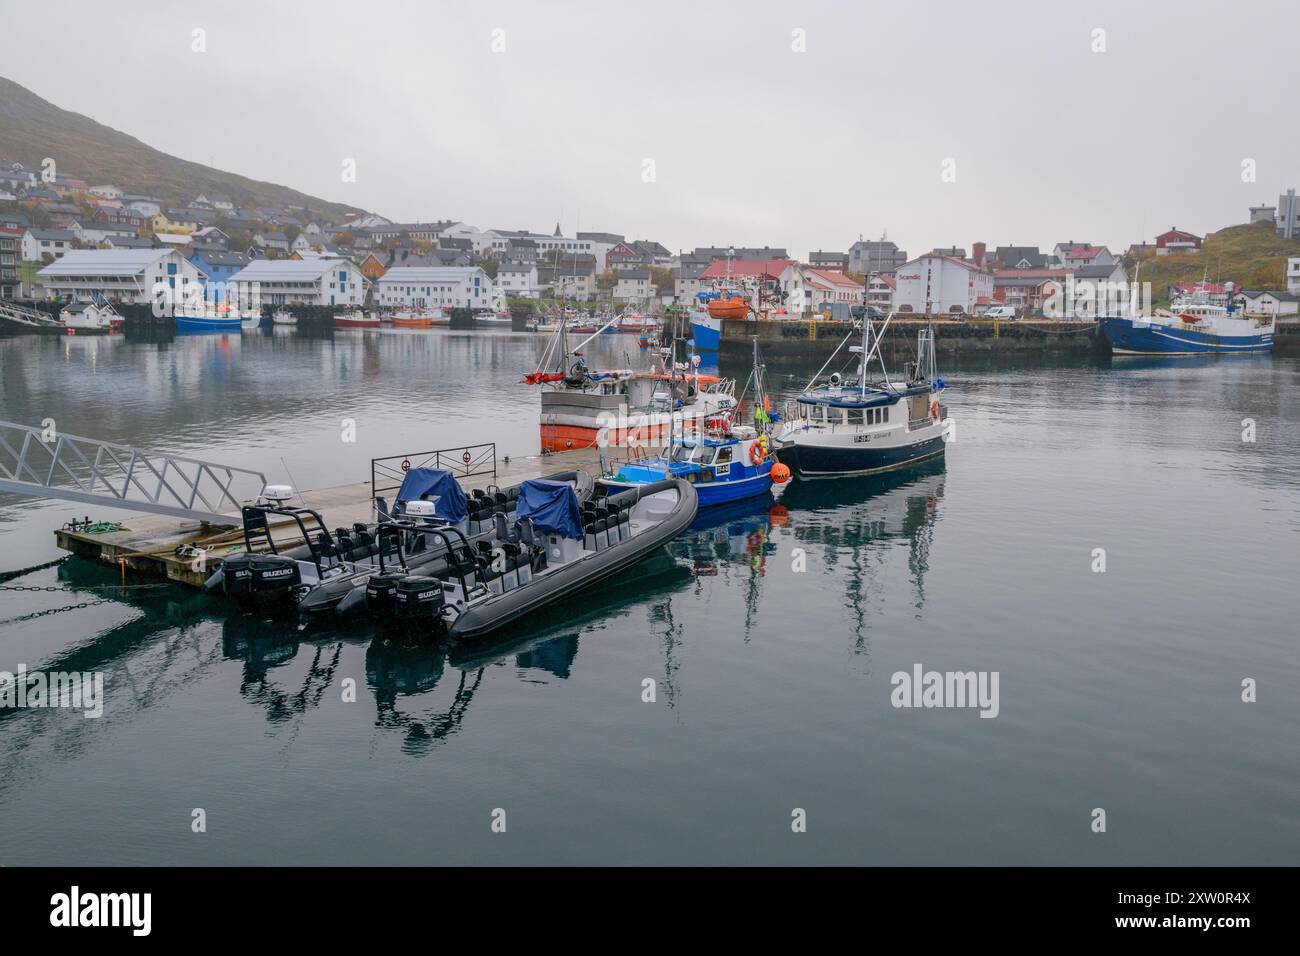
[
  {"left": 89, "top": 185, "right": 123, "bottom": 200},
  {"left": 1068, "top": 262, "right": 1129, "bottom": 317},
  {"left": 612, "top": 268, "right": 653, "bottom": 302},
  {"left": 22, "top": 228, "right": 77, "bottom": 262},
  {"left": 1287, "top": 257, "right": 1300, "bottom": 295},
  {"left": 866, "top": 273, "right": 895, "bottom": 312},
  {"left": 893, "top": 254, "right": 994, "bottom": 315},
  {"left": 228, "top": 258, "right": 367, "bottom": 307},
  {"left": 495, "top": 261, "right": 538, "bottom": 299},
  {"left": 377, "top": 266, "right": 491, "bottom": 310},
  {"left": 778, "top": 264, "right": 864, "bottom": 314},
  {"left": 124, "top": 197, "right": 163, "bottom": 218},
  {"left": 73, "top": 221, "right": 140, "bottom": 245},
  {"left": 36, "top": 248, "right": 206, "bottom": 305},
  {"left": 1237, "top": 289, "right": 1299, "bottom": 317},
  {"left": 1055, "top": 244, "right": 1115, "bottom": 268}
]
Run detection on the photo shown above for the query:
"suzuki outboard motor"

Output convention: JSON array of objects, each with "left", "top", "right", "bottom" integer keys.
[
  {"left": 392, "top": 574, "right": 446, "bottom": 630},
  {"left": 220, "top": 553, "right": 301, "bottom": 606},
  {"left": 366, "top": 570, "right": 406, "bottom": 620}
]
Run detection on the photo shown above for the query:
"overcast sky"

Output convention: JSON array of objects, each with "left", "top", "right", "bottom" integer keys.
[{"left": 3, "top": 0, "right": 1297, "bottom": 258}]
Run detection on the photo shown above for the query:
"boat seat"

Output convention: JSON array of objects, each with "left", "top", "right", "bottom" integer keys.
[{"left": 374, "top": 496, "right": 392, "bottom": 521}]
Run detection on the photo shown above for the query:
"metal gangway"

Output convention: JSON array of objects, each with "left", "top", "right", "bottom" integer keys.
[
  {"left": 0, "top": 301, "right": 63, "bottom": 331},
  {"left": 0, "top": 420, "right": 268, "bottom": 523}
]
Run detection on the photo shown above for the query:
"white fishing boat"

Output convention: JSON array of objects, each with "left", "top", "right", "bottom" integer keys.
[
  {"left": 772, "top": 311, "right": 950, "bottom": 477},
  {"left": 271, "top": 307, "right": 297, "bottom": 326}
]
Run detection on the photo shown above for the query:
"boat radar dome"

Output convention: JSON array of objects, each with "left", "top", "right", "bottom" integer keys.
[
  {"left": 261, "top": 484, "right": 295, "bottom": 503},
  {"left": 404, "top": 499, "right": 439, "bottom": 518}
]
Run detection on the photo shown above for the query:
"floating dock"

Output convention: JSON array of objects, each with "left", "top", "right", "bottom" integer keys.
[{"left": 55, "top": 446, "right": 610, "bottom": 589}]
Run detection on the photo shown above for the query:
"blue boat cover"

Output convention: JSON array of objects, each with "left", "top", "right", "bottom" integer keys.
[
  {"left": 394, "top": 468, "right": 468, "bottom": 522},
  {"left": 516, "top": 479, "right": 583, "bottom": 539}
]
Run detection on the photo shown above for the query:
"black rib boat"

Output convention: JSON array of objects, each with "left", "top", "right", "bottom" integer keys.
[{"left": 362, "top": 476, "right": 697, "bottom": 641}]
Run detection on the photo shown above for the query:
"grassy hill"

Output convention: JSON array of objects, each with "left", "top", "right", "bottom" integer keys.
[
  {"left": 0, "top": 75, "right": 366, "bottom": 222},
  {"left": 1132, "top": 221, "right": 1300, "bottom": 302}
]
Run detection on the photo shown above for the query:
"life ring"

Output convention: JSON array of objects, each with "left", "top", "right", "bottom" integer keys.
[
  {"left": 930, "top": 399, "right": 941, "bottom": 420},
  {"left": 749, "top": 441, "right": 764, "bottom": 465}
]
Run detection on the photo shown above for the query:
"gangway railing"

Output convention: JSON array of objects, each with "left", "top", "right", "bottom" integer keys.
[
  {"left": 371, "top": 443, "right": 497, "bottom": 502},
  {"left": 0, "top": 301, "right": 63, "bottom": 330},
  {"left": 0, "top": 420, "right": 268, "bottom": 523}
]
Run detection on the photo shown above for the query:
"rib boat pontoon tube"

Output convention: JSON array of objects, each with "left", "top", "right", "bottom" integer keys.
[
  {"left": 364, "top": 476, "right": 698, "bottom": 641},
  {"left": 202, "top": 468, "right": 594, "bottom": 616}
]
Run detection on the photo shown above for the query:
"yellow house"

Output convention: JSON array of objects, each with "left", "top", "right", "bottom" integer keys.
[{"left": 150, "top": 212, "right": 194, "bottom": 235}]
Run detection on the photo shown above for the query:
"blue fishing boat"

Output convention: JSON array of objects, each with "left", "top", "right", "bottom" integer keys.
[
  {"left": 599, "top": 339, "right": 791, "bottom": 505},
  {"left": 175, "top": 313, "right": 242, "bottom": 334},
  {"left": 1097, "top": 269, "right": 1274, "bottom": 355}
]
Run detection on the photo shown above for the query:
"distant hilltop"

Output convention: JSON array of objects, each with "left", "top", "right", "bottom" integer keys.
[{"left": 0, "top": 75, "right": 366, "bottom": 222}]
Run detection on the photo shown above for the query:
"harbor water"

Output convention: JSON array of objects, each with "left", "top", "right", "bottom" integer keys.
[{"left": 1, "top": 328, "right": 1297, "bottom": 865}]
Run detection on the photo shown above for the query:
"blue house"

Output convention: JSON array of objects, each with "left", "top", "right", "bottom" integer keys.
[{"left": 189, "top": 249, "right": 251, "bottom": 304}]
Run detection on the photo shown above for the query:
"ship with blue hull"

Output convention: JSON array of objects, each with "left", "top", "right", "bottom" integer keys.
[
  {"left": 690, "top": 309, "right": 722, "bottom": 350},
  {"left": 1097, "top": 283, "right": 1274, "bottom": 355},
  {"left": 772, "top": 312, "right": 950, "bottom": 478},
  {"left": 689, "top": 290, "right": 750, "bottom": 351},
  {"left": 176, "top": 313, "right": 242, "bottom": 334}
]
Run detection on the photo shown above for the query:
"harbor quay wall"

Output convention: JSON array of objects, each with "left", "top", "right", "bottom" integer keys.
[{"left": 717, "top": 317, "right": 1101, "bottom": 357}]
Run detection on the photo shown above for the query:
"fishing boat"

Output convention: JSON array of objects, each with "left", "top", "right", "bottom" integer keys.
[
  {"left": 475, "top": 310, "right": 514, "bottom": 327},
  {"left": 203, "top": 469, "right": 596, "bottom": 617},
  {"left": 359, "top": 474, "right": 698, "bottom": 641},
  {"left": 334, "top": 309, "right": 382, "bottom": 330},
  {"left": 598, "top": 339, "right": 791, "bottom": 506},
  {"left": 60, "top": 301, "right": 123, "bottom": 335},
  {"left": 771, "top": 311, "right": 950, "bottom": 477},
  {"left": 390, "top": 310, "right": 434, "bottom": 329},
  {"left": 525, "top": 314, "right": 737, "bottom": 452},
  {"left": 271, "top": 307, "right": 297, "bottom": 327},
  {"left": 176, "top": 312, "right": 242, "bottom": 333},
  {"left": 1097, "top": 278, "right": 1274, "bottom": 354},
  {"left": 689, "top": 290, "right": 750, "bottom": 350}
]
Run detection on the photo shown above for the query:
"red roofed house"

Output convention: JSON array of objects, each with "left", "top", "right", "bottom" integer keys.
[
  {"left": 1154, "top": 228, "right": 1202, "bottom": 256},
  {"left": 1056, "top": 244, "right": 1114, "bottom": 268}
]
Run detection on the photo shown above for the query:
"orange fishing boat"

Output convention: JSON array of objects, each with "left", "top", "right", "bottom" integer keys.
[{"left": 391, "top": 310, "right": 434, "bottom": 329}]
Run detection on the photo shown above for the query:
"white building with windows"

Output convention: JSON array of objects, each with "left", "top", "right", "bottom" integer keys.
[
  {"left": 893, "top": 253, "right": 994, "bottom": 315},
  {"left": 1287, "top": 257, "right": 1300, "bottom": 295},
  {"left": 613, "top": 268, "right": 653, "bottom": 302},
  {"left": 377, "top": 266, "right": 491, "bottom": 309},
  {"left": 36, "top": 248, "right": 206, "bottom": 304},
  {"left": 22, "top": 228, "right": 77, "bottom": 262},
  {"left": 495, "top": 261, "right": 538, "bottom": 299},
  {"left": 227, "top": 258, "right": 367, "bottom": 307}
]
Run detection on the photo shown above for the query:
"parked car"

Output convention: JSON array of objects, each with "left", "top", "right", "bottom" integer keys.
[{"left": 982, "top": 305, "right": 1019, "bottom": 320}]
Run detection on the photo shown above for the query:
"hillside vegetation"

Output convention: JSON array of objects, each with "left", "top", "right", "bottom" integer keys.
[
  {"left": 1131, "top": 221, "right": 1300, "bottom": 298},
  {"left": 0, "top": 75, "right": 366, "bottom": 221}
]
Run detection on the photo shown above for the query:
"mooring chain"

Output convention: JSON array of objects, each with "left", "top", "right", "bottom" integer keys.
[
  {"left": 0, "top": 584, "right": 170, "bottom": 593},
  {"left": 0, "top": 600, "right": 111, "bottom": 626}
]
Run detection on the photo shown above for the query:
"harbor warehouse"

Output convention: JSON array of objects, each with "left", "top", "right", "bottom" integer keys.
[
  {"left": 892, "top": 253, "right": 994, "bottom": 315},
  {"left": 377, "top": 266, "right": 490, "bottom": 309},
  {"left": 36, "top": 248, "right": 206, "bottom": 304},
  {"left": 227, "top": 258, "right": 367, "bottom": 306}
]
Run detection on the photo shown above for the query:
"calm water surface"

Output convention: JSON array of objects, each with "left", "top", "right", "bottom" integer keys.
[{"left": 1, "top": 328, "right": 1297, "bottom": 865}]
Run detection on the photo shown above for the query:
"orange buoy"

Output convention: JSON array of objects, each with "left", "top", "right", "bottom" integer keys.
[
  {"left": 770, "top": 462, "right": 791, "bottom": 484},
  {"left": 930, "top": 399, "right": 940, "bottom": 420}
]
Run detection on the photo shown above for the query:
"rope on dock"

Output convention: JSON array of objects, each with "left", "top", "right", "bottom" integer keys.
[{"left": 0, "top": 556, "right": 69, "bottom": 584}]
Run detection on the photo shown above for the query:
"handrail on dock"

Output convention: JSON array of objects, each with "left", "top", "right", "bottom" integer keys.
[
  {"left": 370, "top": 443, "right": 497, "bottom": 501},
  {"left": 0, "top": 419, "right": 268, "bottom": 523}
]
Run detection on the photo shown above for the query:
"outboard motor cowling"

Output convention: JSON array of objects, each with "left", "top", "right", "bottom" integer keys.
[
  {"left": 393, "top": 574, "right": 446, "bottom": 628},
  {"left": 220, "top": 553, "right": 301, "bottom": 605},
  {"left": 366, "top": 571, "right": 406, "bottom": 619}
]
